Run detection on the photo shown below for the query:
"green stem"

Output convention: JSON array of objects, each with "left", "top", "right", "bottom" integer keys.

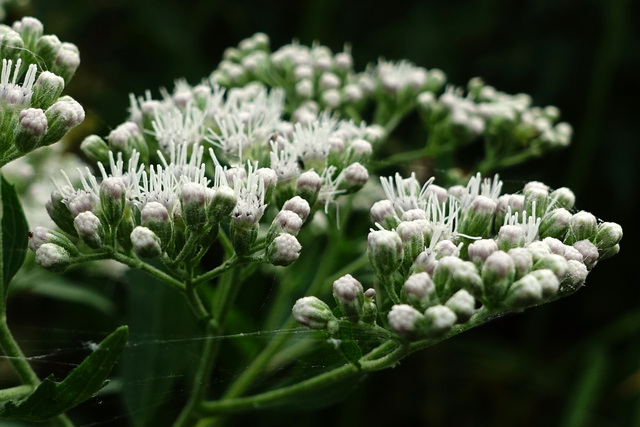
[
  {"left": 198, "top": 341, "right": 408, "bottom": 414},
  {"left": 199, "top": 308, "right": 497, "bottom": 415},
  {"left": 110, "top": 252, "right": 186, "bottom": 293},
  {"left": 192, "top": 257, "right": 238, "bottom": 287},
  {"left": 0, "top": 384, "right": 33, "bottom": 401},
  {"left": 0, "top": 314, "right": 39, "bottom": 387}
]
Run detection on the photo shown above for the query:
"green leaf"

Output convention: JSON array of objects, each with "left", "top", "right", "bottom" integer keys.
[
  {"left": 0, "top": 174, "right": 29, "bottom": 295},
  {"left": 334, "top": 324, "right": 363, "bottom": 369},
  {"left": 0, "top": 325, "right": 129, "bottom": 422}
]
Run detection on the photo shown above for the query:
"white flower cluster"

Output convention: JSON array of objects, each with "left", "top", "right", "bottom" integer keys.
[
  {"left": 294, "top": 172, "right": 622, "bottom": 341},
  {"left": 0, "top": 17, "right": 83, "bottom": 165},
  {"left": 417, "top": 77, "right": 572, "bottom": 161}
]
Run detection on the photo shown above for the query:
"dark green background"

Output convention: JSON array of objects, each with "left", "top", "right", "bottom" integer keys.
[{"left": 4, "top": 0, "right": 639, "bottom": 426}]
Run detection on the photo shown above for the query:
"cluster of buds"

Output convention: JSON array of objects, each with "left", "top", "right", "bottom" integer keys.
[
  {"left": 209, "top": 34, "right": 446, "bottom": 129},
  {"left": 293, "top": 172, "right": 622, "bottom": 341},
  {"left": 0, "top": 16, "right": 83, "bottom": 165},
  {"left": 417, "top": 78, "right": 572, "bottom": 171},
  {"left": 82, "top": 77, "right": 379, "bottom": 220}
]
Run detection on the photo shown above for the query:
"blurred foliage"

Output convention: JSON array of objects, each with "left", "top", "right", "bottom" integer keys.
[{"left": 1, "top": 0, "right": 638, "bottom": 426}]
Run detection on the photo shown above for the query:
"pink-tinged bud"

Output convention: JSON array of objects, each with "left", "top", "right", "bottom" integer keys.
[
  {"left": 368, "top": 229, "right": 403, "bottom": 277},
  {"left": 481, "top": 251, "right": 515, "bottom": 308},
  {"left": 424, "top": 305, "right": 457, "bottom": 337},
  {"left": 388, "top": 304, "right": 426, "bottom": 339},
  {"left": 573, "top": 239, "right": 599, "bottom": 269},
  {"left": 266, "top": 233, "right": 302, "bottom": 266},
  {"left": 131, "top": 226, "right": 162, "bottom": 258},
  {"left": 445, "top": 289, "right": 475, "bottom": 323},
  {"left": 404, "top": 272, "right": 437, "bottom": 311},
  {"left": 293, "top": 296, "right": 335, "bottom": 330},
  {"left": 35, "top": 243, "right": 71, "bottom": 273},
  {"left": 74, "top": 211, "right": 104, "bottom": 249},
  {"left": 282, "top": 196, "right": 311, "bottom": 222},
  {"left": 332, "top": 274, "right": 364, "bottom": 322}
]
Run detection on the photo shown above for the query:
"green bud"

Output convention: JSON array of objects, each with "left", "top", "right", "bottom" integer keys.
[
  {"left": 43, "top": 99, "right": 85, "bottom": 145},
  {"left": 397, "top": 220, "right": 427, "bottom": 269},
  {"left": 141, "top": 202, "right": 173, "bottom": 250},
  {"left": 45, "top": 191, "right": 77, "bottom": 236},
  {"left": 565, "top": 211, "right": 597, "bottom": 245},
  {"left": 481, "top": 251, "right": 515, "bottom": 308},
  {"left": 560, "top": 260, "right": 588, "bottom": 294},
  {"left": 0, "top": 30, "right": 24, "bottom": 63},
  {"left": 35, "top": 243, "right": 72, "bottom": 273},
  {"left": 206, "top": 185, "right": 238, "bottom": 223},
  {"left": 598, "top": 244, "right": 620, "bottom": 261},
  {"left": 180, "top": 182, "right": 207, "bottom": 231},
  {"left": 445, "top": 289, "right": 475, "bottom": 323},
  {"left": 31, "top": 71, "right": 65, "bottom": 110},
  {"left": 529, "top": 269, "right": 559, "bottom": 299},
  {"left": 28, "top": 226, "right": 79, "bottom": 256},
  {"left": 524, "top": 187, "right": 549, "bottom": 219},
  {"left": 51, "top": 43, "right": 80, "bottom": 85},
  {"left": 293, "top": 296, "right": 335, "bottom": 330},
  {"left": 332, "top": 274, "right": 364, "bottom": 323},
  {"left": 266, "top": 233, "right": 301, "bottom": 266},
  {"left": 458, "top": 196, "right": 496, "bottom": 239},
  {"left": 370, "top": 199, "right": 399, "bottom": 230},
  {"left": 434, "top": 256, "right": 482, "bottom": 301},
  {"left": 388, "top": 304, "right": 427, "bottom": 340},
  {"left": 100, "top": 177, "right": 126, "bottom": 228},
  {"left": 533, "top": 254, "right": 568, "bottom": 281},
  {"left": 504, "top": 274, "right": 543, "bottom": 309},
  {"left": 573, "top": 240, "right": 599, "bottom": 269},
  {"left": 80, "top": 135, "right": 111, "bottom": 165},
  {"left": 73, "top": 211, "right": 105, "bottom": 249},
  {"left": 361, "top": 288, "right": 378, "bottom": 324},
  {"left": 403, "top": 272, "right": 438, "bottom": 311},
  {"left": 14, "top": 108, "right": 47, "bottom": 152},
  {"left": 549, "top": 187, "right": 575, "bottom": 210},
  {"left": 367, "top": 229, "right": 403, "bottom": 277},
  {"left": 496, "top": 225, "right": 525, "bottom": 251},
  {"left": 296, "top": 170, "right": 322, "bottom": 207},
  {"left": 539, "top": 208, "right": 571, "bottom": 240},
  {"left": 508, "top": 247, "right": 533, "bottom": 280},
  {"left": 131, "top": 226, "right": 162, "bottom": 258},
  {"left": 593, "top": 222, "right": 622, "bottom": 249},
  {"left": 230, "top": 222, "right": 259, "bottom": 257},
  {"left": 338, "top": 162, "right": 369, "bottom": 194},
  {"left": 424, "top": 304, "right": 457, "bottom": 337},
  {"left": 35, "top": 35, "right": 62, "bottom": 67},
  {"left": 107, "top": 121, "right": 148, "bottom": 162}
]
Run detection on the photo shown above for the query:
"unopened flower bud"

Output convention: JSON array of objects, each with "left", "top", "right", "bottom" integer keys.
[
  {"left": 361, "top": 288, "right": 378, "bottom": 324},
  {"left": 266, "top": 210, "right": 303, "bottom": 245},
  {"left": 397, "top": 221, "right": 427, "bottom": 266},
  {"left": 131, "top": 226, "right": 162, "bottom": 258},
  {"left": 598, "top": 244, "right": 620, "bottom": 260},
  {"left": 266, "top": 233, "right": 302, "bottom": 266},
  {"left": 66, "top": 191, "right": 98, "bottom": 217},
  {"left": 14, "top": 108, "right": 47, "bottom": 152},
  {"left": 561, "top": 260, "right": 589, "bottom": 293},
  {"left": 35, "top": 34, "right": 61, "bottom": 67},
  {"left": 527, "top": 241, "right": 552, "bottom": 263},
  {"left": 0, "top": 30, "right": 24, "bottom": 63},
  {"left": 543, "top": 237, "right": 565, "bottom": 256},
  {"left": 207, "top": 185, "right": 237, "bottom": 223},
  {"left": 334, "top": 52, "right": 353, "bottom": 70},
  {"left": 295, "top": 79, "right": 313, "bottom": 99},
  {"left": 496, "top": 225, "right": 525, "bottom": 251},
  {"left": 319, "top": 72, "right": 341, "bottom": 90},
  {"left": 445, "top": 289, "right": 475, "bottom": 323},
  {"left": 28, "top": 226, "right": 78, "bottom": 256},
  {"left": 468, "top": 239, "right": 498, "bottom": 268},
  {"left": 424, "top": 305, "right": 457, "bottom": 337},
  {"left": 573, "top": 239, "right": 599, "bottom": 269},
  {"left": 459, "top": 196, "right": 496, "bottom": 238},
  {"left": 388, "top": 304, "right": 426, "bottom": 339},
  {"left": 539, "top": 208, "right": 571, "bottom": 240},
  {"left": 411, "top": 248, "right": 438, "bottom": 276},
  {"left": 107, "top": 121, "right": 147, "bottom": 161},
  {"left": 80, "top": 135, "right": 110, "bottom": 165},
  {"left": 549, "top": 187, "right": 575, "bottom": 210},
  {"left": 338, "top": 162, "right": 368, "bottom": 193},
  {"left": 282, "top": 196, "right": 310, "bottom": 222},
  {"left": 425, "top": 185, "right": 448, "bottom": 204},
  {"left": 482, "top": 251, "right": 515, "bottom": 308},
  {"left": 565, "top": 211, "right": 598, "bottom": 245},
  {"left": 100, "top": 177, "right": 126, "bottom": 228},
  {"left": 141, "top": 202, "right": 173, "bottom": 249},
  {"left": 293, "top": 296, "right": 335, "bottom": 330},
  {"left": 333, "top": 274, "right": 364, "bottom": 322},
  {"left": 402, "top": 209, "right": 427, "bottom": 221},
  {"left": 74, "top": 211, "right": 104, "bottom": 249},
  {"left": 256, "top": 167, "right": 277, "bottom": 202},
  {"left": 35, "top": 243, "right": 72, "bottom": 273},
  {"left": 404, "top": 272, "right": 437, "bottom": 311},
  {"left": 508, "top": 247, "right": 533, "bottom": 279},
  {"left": 524, "top": 187, "right": 549, "bottom": 219},
  {"left": 593, "top": 222, "right": 622, "bottom": 249},
  {"left": 370, "top": 200, "right": 399, "bottom": 230},
  {"left": 533, "top": 254, "right": 568, "bottom": 281},
  {"left": 180, "top": 182, "right": 207, "bottom": 231},
  {"left": 433, "top": 256, "right": 482, "bottom": 301},
  {"left": 43, "top": 99, "right": 85, "bottom": 144},
  {"left": 31, "top": 71, "right": 65, "bottom": 110},
  {"left": 296, "top": 170, "right": 322, "bottom": 207},
  {"left": 434, "top": 239, "right": 460, "bottom": 259},
  {"left": 46, "top": 191, "right": 76, "bottom": 236},
  {"left": 12, "top": 17, "right": 43, "bottom": 50},
  {"left": 529, "top": 269, "right": 559, "bottom": 299},
  {"left": 504, "top": 274, "right": 543, "bottom": 309},
  {"left": 346, "top": 139, "right": 373, "bottom": 164},
  {"left": 563, "top": 245, "right": 584, "bottom": 262},
  {"left": 367, "top": 229, "right": 403, "bottom": 277}
]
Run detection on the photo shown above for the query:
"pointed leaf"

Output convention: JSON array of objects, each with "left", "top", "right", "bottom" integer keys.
[
  {"left": 0, "top": 325, "right": 128, "bottom": 422},
  {"left": 0, "top": 174, "right": 29, "bottom": 294}
]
